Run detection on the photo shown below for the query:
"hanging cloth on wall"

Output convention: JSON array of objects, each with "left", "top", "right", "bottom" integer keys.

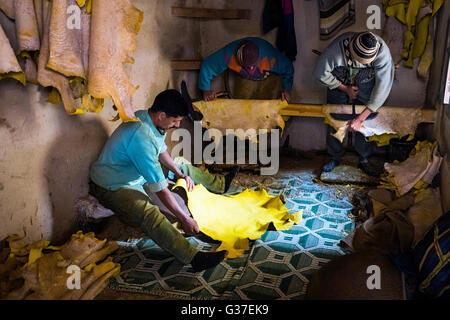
[
  {"left": 383, "top": 0, "right": 444, "bottom": 77},
  {"left": 262, "top": 0, "right": 297, "bottom": 61},
  {"left": 319, "top": 0, "right": 356, "bottom": 40}
]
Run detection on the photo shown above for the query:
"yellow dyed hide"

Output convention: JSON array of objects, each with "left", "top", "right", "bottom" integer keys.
[
  {"left": 173, "top": 179, "right": 302, "bottom": 258},
  {"left": 192, "top": 99, "right": 288, "bottom": 142}
]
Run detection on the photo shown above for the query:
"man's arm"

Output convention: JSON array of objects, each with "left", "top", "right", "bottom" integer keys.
[
  {"left": 156, "top": 187, "right": 199, "bottom": 236},
  {"left": 159, "top": 151, "right": 184, "bottom": 179},
  {"left": 159, "top": 151, "right": 195, "bottom": 191},
  {"left": 312, "top": 44, "right": 342, "bottom": 90},
  {"left": 349, "top": 107, "right": 373, "bottom": 132},
  {"left": 365, "top": 45, "right": 395, "bottom": 113},
  {"left": 198, "top": 45, "right": 231, "bottom": 93}
]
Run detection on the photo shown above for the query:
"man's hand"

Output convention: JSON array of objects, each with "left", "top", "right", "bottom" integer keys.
[
  {"left": 339, "top": 84, "right": 359, "bottom": 101},
  {"left": 179, "top": 215, "right": 200, "bottom": 236},
  {"left": 348, "top": 108, "right": 373, "bottom": 132},
  {"left": 348, "top": 118, "right": 363, "bottom": 132},
  {"left": 184, "top": 175, "right": 195, "bottom": 192},
  {"left": 175, "top": 172, "right": 195, "bottom": 192},
  {"left": 203, "top": 90, "right": 216, "bottom": 101},
  {"left": 281, "top": 89, "right": 291, "bottom": 103}
]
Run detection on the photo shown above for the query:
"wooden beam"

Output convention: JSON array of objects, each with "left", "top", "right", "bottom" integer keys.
[
  {"left": 281, "top": 103, "right": 436, "bottom": 123},
  {"left": 171, "top": 60, "right": 202, "bottom": 70},
  {"left": 171, "top": 7, "right": 251, "bottom": 19}
]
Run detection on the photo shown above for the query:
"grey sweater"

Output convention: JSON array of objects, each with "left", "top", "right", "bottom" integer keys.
[{"left": 313, "top": 32, "right": 395, "bottom": 112}]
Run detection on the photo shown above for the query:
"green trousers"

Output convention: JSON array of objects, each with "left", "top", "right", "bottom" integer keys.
[{"left": 89, "top": 158, "right": 225, "bottom": 265}]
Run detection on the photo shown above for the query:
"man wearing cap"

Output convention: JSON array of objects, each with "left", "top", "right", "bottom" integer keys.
[
  {"left": 199, "top": 37, "right": 295, "bottom": 102},
  {"left": 89, "top": 89, "right": 239, "bottom": 271},
  {"left": 313, "top": 31, "right": 394, "bottom": 175}
]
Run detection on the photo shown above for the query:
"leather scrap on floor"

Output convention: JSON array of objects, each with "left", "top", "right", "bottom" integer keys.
[
  {"left": 0, "top": 231, "right": 120, "bottom": 300},
  {"left": 173, "top": 179, "right": 302, "bottom": 259},
  {"left": 381, "top": 141, "right": 443, "bottom": 196},
  {"left": 339, "top": 186, "right": 444, "bottom": 254}
]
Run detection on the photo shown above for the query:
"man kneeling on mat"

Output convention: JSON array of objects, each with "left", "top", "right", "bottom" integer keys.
[{"left": 89, "top": 89, "right": 239, "bottom": 271}]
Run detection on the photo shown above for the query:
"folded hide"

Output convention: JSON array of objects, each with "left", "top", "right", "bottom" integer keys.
[
  {"left": 87, "top": 0, "right": 143, "bottom": 122},
  {"left": 353, "top": 208, "right": 414, "bottom": 255},
  {"left": 48, "top": 0, "right": 90, "bottom": 79},
  {"left": 37, "top": 0, "right": 81, "bottom": 114},
  {"left": 0, "top": 24, "right": 25, "bottom": 84},
  {"left": 14, "top": 0, "right": 41, "bottom": 53}
]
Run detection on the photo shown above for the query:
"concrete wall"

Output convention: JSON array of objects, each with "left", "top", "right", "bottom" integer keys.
[
  {"left": 0, "top": 0, "right": 201, "bottom": 244},
  {"left": 195, "top": 0, "right": 431, "bottom": 152}
]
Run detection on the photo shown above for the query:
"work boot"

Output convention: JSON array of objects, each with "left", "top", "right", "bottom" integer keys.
[
  {"left": 322, "top": 159, "right": 339, "bottom": 172},
  {"left": 358, "top": 159, "right": 379, "bottom": 177},
  {"left": 224, "top": 166, "right": 240, "bottom": 193}
]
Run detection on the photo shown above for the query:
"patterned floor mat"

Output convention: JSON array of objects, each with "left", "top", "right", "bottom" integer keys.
[{"left": 108, "top": 172, "right": 355, "bottom": 300}]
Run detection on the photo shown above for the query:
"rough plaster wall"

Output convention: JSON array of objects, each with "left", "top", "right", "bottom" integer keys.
[
  {"left": 196, "top": 0, "right": 430, "bottom": 152},
  {"left": 0, "top": 0, "right": 201, "bottom": 243}
]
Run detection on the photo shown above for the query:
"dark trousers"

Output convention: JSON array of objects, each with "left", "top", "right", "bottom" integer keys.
[{"left": 326, "top": 78, "right": 376, "bottom": 161}]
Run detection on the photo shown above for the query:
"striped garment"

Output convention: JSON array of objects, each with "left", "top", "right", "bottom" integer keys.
[
  {"left": 413, "top": 211, "right": 450, "bottom": 299},
  {"left": 319, "top": 0, "right": 356, "bottom": 40}
]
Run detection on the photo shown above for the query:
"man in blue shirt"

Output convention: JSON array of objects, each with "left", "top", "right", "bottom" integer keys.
[
  {"left": 199, "top": 37, "right": 294, "bottom": 102},
  {"left": 89, "top": 89, "right": 239, "bottom": 271}
]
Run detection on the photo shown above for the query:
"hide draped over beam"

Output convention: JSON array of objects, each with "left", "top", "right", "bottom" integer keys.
[
  {"left": 0, "top": 0, "right": 143, "bottom": 122},
  {"left": 192, "top": 99, "right": 435, "bottom": 145}
]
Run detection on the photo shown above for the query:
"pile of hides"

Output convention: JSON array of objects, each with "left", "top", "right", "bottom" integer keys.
[
  {"left": 340, "top": 140, "right": 444, "bottom": 254},
  {"left": 341, "top": 187, "right": 444, "bottom": 255},
  {"left": 0, "top": 231, "right": 120, "bottom": 300},
  {"left": 382, "top": 0, "right": 444, "bottom": 77},
  {"left": 324, "top": 108, "right": 429, "bottom": 147},
  {"left": 0, "top": 0, "right": 143, "bottom": 122},
  {"left": 380, "top": 141, "right": 443, "bottom": 196},
  {"left": 173, "top": 179, "right": 302, "bottom": 258}
]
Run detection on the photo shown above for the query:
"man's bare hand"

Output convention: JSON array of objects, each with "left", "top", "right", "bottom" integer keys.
[
  {"left": 281, "top": 89, "right": 291, "bottom": 103},
  {"left": 348, "top": 108, "right": 372, "bottom": 132},
  {"left": 179, "top": 215, "right": 200, "bottom": 236},
  {"left": 203, "top": 90, "right": 216, "bottom": 101},
  {"left": 184, "top": 175, "right": 195, "bottom": 192},
  {"left": 348, "top": 118, "right": 363, "bottom": 132}
]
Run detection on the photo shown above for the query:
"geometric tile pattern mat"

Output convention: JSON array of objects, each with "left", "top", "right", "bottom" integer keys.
[{"left": 108, "top": 172, "right": 355, "bottom": 299}]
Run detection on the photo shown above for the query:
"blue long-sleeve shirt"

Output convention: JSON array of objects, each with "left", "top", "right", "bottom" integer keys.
[
  {"left": 313, "top": 32, "right": 394, "bottom": 112},
  {"left": 198, "top": 37, "right": 294, "bottom": 91}
]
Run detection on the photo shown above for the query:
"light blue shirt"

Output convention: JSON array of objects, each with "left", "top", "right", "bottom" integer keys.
[{"left": 90, "top": 110, "right": 168, "bottom": 194}]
